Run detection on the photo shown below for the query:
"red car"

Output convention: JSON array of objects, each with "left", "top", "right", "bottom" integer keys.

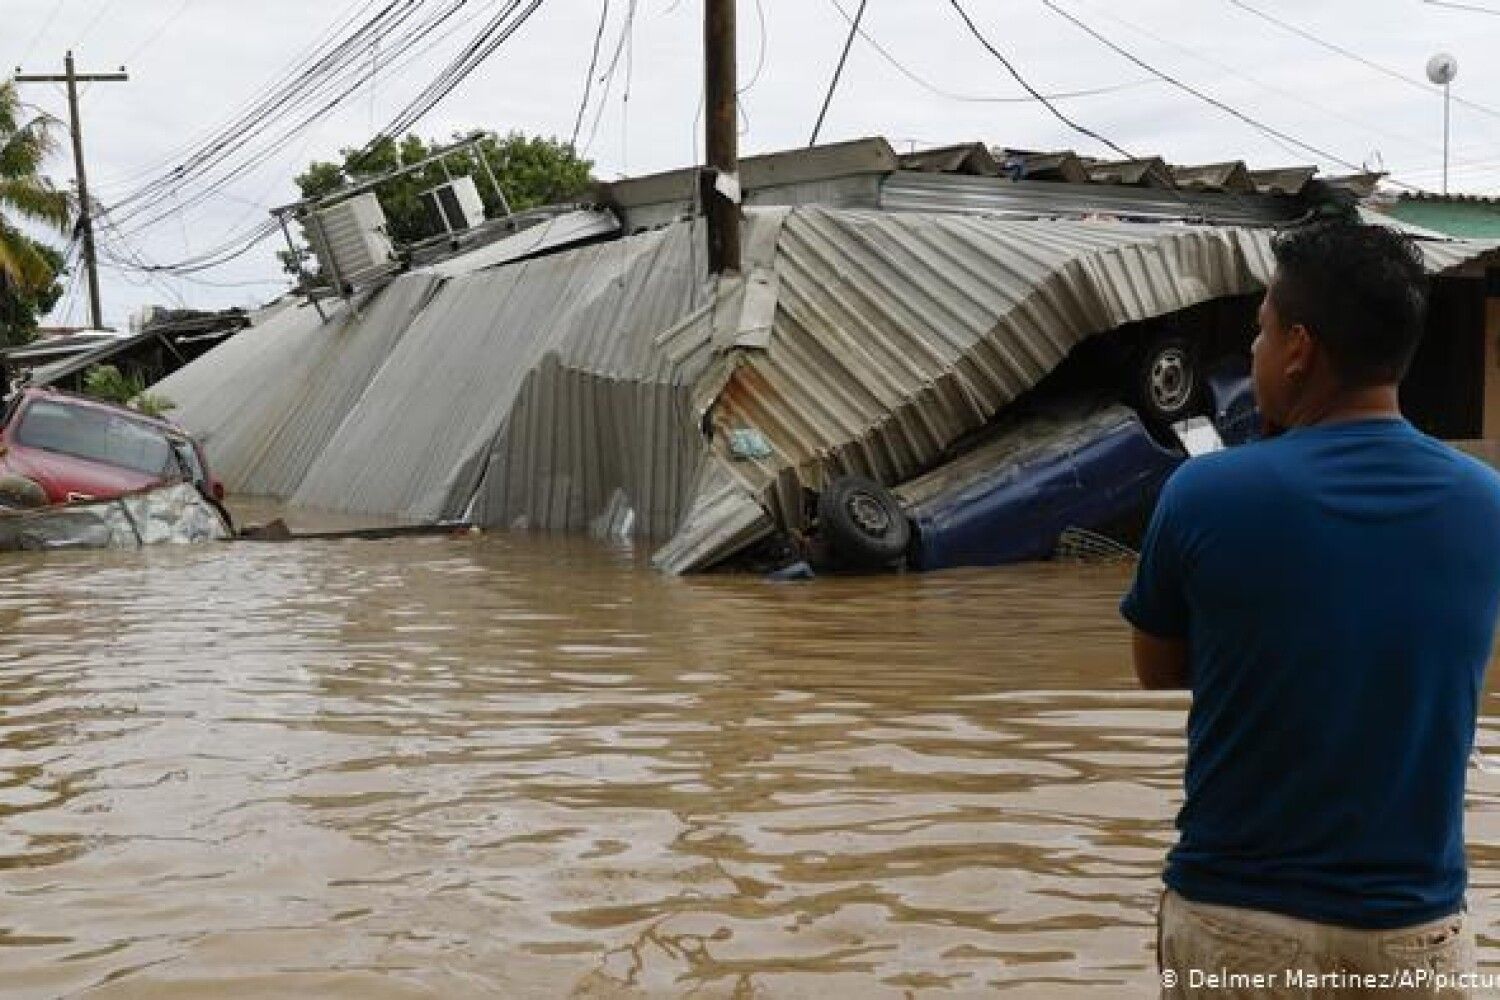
[{"left": 0, "top": 387, "right": 225, "bottom": 506}]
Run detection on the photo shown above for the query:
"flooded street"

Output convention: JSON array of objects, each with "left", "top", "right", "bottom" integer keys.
[{"left": 4, "top": 510, "right": 1500, "bottom": 999}]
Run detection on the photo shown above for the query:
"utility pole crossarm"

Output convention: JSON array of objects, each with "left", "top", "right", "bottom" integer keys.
[
  {"left": 14, "top": 72, "right": 127, "bottom": 82},
  {"left": 13, "top": 52, "right": 128, "bottom": 331}
]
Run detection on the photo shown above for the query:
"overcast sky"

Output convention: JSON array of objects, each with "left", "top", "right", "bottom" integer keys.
[{"left": 7, "top": 0, "right": 1500, "bottom": 329}]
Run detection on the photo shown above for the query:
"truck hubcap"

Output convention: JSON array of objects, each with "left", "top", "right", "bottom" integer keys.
[
  {"left": 848, "top": 492, "right": 891, "bottom": 536},
  {"left": 1150, "top": 349, "right": 1192, "bottom": 413}
]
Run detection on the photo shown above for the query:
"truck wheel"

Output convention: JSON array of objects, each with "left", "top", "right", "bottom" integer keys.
[
  {"left": 818, "top": 475, "right": 910, "bottom": 570},
  {"left": 1135, "top": 335, "right": 1205, "bottom": 427}
]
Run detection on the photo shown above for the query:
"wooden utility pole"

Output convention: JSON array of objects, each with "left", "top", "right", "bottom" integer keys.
[
  {"left": 16, "top": 52, "right": 128, "bottom": 330},
  {"left": 703, "top": 0, "right": 740, "bottom": 275}
]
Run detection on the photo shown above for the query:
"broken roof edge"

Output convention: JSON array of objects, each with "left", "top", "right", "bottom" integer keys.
[{"left": 597, "top": 137, "right": 900, "bottom": 209}]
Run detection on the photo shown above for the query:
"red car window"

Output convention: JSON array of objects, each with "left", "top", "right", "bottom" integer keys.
[{"left": 15, "top": 399, "right": 179, "bottom": 478}]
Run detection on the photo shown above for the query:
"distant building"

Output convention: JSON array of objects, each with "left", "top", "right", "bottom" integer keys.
[{"left": 1374, "top": 191, "right": 1500, "bottom": 240}]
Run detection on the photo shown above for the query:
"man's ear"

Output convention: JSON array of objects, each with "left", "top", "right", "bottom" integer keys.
[{"left": 1284, "top": 323, "right": 1314, "bottom": 380}]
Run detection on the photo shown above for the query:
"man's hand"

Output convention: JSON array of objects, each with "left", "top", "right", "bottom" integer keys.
[{"left": 1132, "top": 629, "right": 1190, "bottom": 690}]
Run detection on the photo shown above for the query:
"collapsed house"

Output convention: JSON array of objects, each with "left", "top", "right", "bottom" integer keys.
[{"left": 154, "top": 138, "right": 1500, "bottom": 573}]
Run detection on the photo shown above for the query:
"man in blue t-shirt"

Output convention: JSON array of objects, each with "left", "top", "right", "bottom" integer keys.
[{"left": 1122, "top": 222, "right": 1500, "bottom": 997}]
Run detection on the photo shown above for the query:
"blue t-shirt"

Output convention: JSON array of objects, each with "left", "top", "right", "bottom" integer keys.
[{"left": 1122, "top": 418, "right": 1500, "bottom": 929}]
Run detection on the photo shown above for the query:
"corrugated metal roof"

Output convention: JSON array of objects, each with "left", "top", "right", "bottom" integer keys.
[
  {"left": 415, "top": 208, "right": 620, "bottom": 278},
  {"left": 878, "top": 171, "right": 1303, "bottom": 226},
  {"left": 660, "top": 211, "right": 1498, "bottom": 571},
  {"left": 158, "top": 203, "right": 1500, "bottom": 574}
]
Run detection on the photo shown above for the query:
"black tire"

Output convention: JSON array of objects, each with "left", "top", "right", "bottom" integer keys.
[
  {"left": 817, "top": 475, "right": 910, "bottom": 570},
  {"left": 1134, "top": 335, "right": 1205, "bottom": 427}
]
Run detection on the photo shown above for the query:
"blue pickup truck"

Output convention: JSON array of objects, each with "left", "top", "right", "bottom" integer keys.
[{"left": 808, "top": 370, "right": 1257, "bottom": 574}]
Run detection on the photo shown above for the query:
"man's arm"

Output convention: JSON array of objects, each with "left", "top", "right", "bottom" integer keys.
[{"left": 1132, "top": 629, "right": 1189, "bottom": 690}]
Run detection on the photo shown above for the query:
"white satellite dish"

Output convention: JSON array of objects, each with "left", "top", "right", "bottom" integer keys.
[{"left": 1427, "top": 52, "right": 1459, "bottom": 86}]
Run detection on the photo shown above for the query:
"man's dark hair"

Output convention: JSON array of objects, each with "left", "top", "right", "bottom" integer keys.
[{"left": 1268, "top": 222, "right": 1429, "bottom": 387}]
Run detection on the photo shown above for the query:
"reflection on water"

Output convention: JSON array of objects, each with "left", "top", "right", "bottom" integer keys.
[{"left": 2, "top": 507, "right": 1499, "bottom": 998}]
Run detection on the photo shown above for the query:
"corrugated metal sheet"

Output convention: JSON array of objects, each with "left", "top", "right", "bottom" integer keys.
[
  {"left": 879, "top": 171, "right": 1303, "bottom": 226},
  {"left": 158, "top": 203, "right": 1500, "bottom": 574},
  {"left": 155, "top": 276, "right": 440, "bottom": 499},
  {"left": 416, "top": 208, "right": 620, "bottom": 278}
]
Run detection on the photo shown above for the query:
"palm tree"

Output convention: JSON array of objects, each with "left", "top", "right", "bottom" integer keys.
[{"left": 0, "top": 79, "right": 72, "bottom": 300}]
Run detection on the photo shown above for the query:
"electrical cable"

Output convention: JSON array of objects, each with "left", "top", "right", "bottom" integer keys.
[
  {"left": 107, "top": 0, "right": 547, "bottom": 273},
  {"left": 353, "top": 0, "right": 549, "bottom": 166},
  {"left": 739, "top": 0, "right": 767, "bottom": 95},
  {"left": 1041, "top": 1, "right": 1398, "bottom": 181},
  {"left": 16, "top": 0, "right": 68, "bottom": 71},
  {"left": 1228, "top": 0, "right": 1500, "bottom": 127},
  {"left": 568, "top": 0, "right": 611, "bottom": 150},
  {"left": 118, "top": 0, "right": 194, "bottom": 67},
  {"left": 810, "top": 0, "right": 866, "bottom": 147},
  {"left": 827, "top": 0, "right": 1154, "bottom": 105},
  {"left": 70, "top": 0, "right": 122, "bottom": 53},
  {"left": 97, "top": 0, "right": 394, "bottom": 189},
  {"left": 946, "top": 0, "right": 1135, "bottom": 159},
  {"left": 1067, "top": 0, "right": 1442, "bottom": 158},
  {"left": 1423, "top": 0, "right": 1500, "bottom": 16},
  {"left": 111, "top": 0, "right": 476, "bottom": 231}
]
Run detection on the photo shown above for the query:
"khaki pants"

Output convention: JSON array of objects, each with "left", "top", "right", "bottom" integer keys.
[{"left": 1159, "top": 889, "right": 1475, "bottom": 998}]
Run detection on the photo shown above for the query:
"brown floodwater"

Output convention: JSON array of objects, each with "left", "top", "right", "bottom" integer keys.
[{"left": 3, "top": 502, "right": 1500, "bottom": 999}]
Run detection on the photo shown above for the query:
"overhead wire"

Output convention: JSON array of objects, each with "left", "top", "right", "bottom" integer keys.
[
  {"left": 354, "top": 0, "right": 550, "bottom": 161},
  {"left": 107, "top": 0, "right": 425, "bottom": 218},
  {"left": 107, "top": 0, "right": 551, "bottom": 276},
  {"left": 1227, "top": 0, "right": 1500, "bottom": 127},
  {"left": 1067, "top": 0, "right": 1442, "bottom": 159},
  {"left": 568, "top": 0, "right": 611, "bottom": 150},
  {"left": 16, "top": 0, "right": 68, "bottom": 71},
  {"left": 810, "top": 0, "right": 866, "bottom": 147},
  {"left": 945, "top": 0, "right": 1135, "bottom": 158},
  {"left": 1422, "top": 0, "right": 1500, "bottom": 16},
  {"left": 110, "top": 0, "right": 488, "bottom": 237},
  {"left": 95, "top": 0, "right": 392, "bottom": 190},
  {"left": 826, "top": 0, "right": 1156, "bottom": 104},
  {"left": 1041, "top": 1, "right": 1418, "bottom": 186},
  {"left": 69, "top": 0, "right": 122, "bottom": 53}
]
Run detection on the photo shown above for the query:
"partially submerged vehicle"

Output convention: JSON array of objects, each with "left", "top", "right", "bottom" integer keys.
[
  {"left": 140, "top": 138, "right": 1499, "bottom": 575},
  {"left": 0, "top": 386, "right": 225, "bottom": 507},
  {"left": 0, "top": 482, "right": 232, "bottom": 553},
  {"left": 773, "top": 354, "right": 1258, "bottom": 575},
  {"left": 0, "top": 387, "right": 231, "bottom": 552}
]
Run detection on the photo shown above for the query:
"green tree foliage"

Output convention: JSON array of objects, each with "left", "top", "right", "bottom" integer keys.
[
  {"left": 81, "top": 363, "right": 175, "bottom": 418},
  {"left": 294, "top": 131, "right": 594, "bottom": 246},
  {"left": 0, "top": 81, "right": 72, "bottom": 346},
  {"left": 0, "top": 242, "right": 64, "bottom": 347}
]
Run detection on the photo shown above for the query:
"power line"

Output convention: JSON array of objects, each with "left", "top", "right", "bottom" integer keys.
[
  {"left": 16, "top": 0, "right": 67, "bottom": 70},
  {"left": 810, "top": 0, "right": 866, "bottom": 146},
  {"left": 1227, "top": 0, "right": 1500, "bottom": 128},
  {"left": 112, "top": 0, "right": 495, "bottom": 234},
  {"left": 739, "top": 0, "right": 767, "bottom": 95},
  {"left": 1041, "top": 1, "right": 1393, "bottom": 180},
  {"left": 1423, "top": 0, "right": 1500, "bottom": 15},
  {"left": 827, "top": 0, "right": 1155, "bottom": 105},
  {"left": 118, "top": 0, "right": 193, "bottom": 67},
  {"left": 947, "top": 0, "right": 1134, "bottom": 158},
  {"left": 353, "top": 0, "right": 549, "bottom": 165},
  {"left": 568, "top": 0, "right": 611, "bottom": 150},
  {"left": 70, "top": 0, "right": 121, "bottom": 52},
  {"left": 1073, "top": 1, "right": 1441, "bottom": 157}
]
